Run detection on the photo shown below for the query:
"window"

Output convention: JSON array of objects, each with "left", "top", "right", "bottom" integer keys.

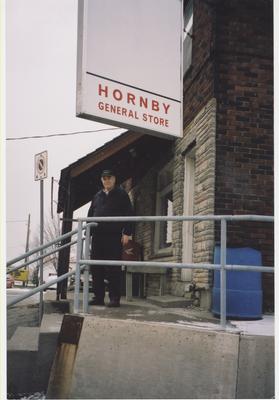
[
  {"left": 154, "top": 162, "right": 174, "bottom": 254},
  {"left": 158, "top": 189, "right": 173, "bottom": 249},
  {"left": 183, "top": 0, "right": 193, "bottom": 75}
]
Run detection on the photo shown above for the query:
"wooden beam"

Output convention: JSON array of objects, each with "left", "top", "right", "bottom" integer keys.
[{"left": 70, "top": 132, "right": 144, "bottom": 178}]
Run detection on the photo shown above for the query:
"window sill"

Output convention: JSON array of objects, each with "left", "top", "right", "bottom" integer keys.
[{"left": 150, "top": 248, "right": 173, "bottom": 260}]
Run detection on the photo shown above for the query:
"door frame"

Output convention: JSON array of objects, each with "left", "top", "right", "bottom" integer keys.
[{"left": 181, "top": 149, "right": 195, "bottom": 282}]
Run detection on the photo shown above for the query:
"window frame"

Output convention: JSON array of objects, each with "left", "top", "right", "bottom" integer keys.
[
  {"left": 153, "top": 183, "right": 174, "bottom": 256},
  {"left": 183, "top": 0, "right": 193, "bottom": 76}
]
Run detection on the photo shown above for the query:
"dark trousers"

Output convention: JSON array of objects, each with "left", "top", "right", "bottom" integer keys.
[{"left": 91, "top": 233, "right": 122, "bottom": 301}]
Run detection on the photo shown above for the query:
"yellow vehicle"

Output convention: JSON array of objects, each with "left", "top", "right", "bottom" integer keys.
[{"left": 11, "top": 269, "right": 28, "bottom": 285}]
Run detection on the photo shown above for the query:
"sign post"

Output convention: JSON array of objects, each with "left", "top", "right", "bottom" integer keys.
[{"left": 35, "top": 150, "right": 48, "bottom": 323}]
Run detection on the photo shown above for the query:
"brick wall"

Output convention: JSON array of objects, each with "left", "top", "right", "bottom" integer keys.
[
  {"left": 183, "top": 0, "right": 216, "bottom": 127},
  {"left": 181, "top": 0, "right": 273, "bottom": 309},
  {"left": 214, "top": 0, "right": 274, "bottom": 310}
]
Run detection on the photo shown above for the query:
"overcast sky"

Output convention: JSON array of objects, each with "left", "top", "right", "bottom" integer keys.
[
  {"left": 6, "top": 0, "right": 183, "bottom": 260},
  {"left": 6, "top": 0, "right": 124, "bottom": 259}
]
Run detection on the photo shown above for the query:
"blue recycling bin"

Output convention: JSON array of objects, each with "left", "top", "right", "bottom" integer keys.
[{"left": 212, "top": 247, "right": 262, "bottom": 319}]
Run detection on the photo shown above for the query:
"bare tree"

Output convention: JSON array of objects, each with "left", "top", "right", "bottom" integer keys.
[
  {"left": 30, "top": 212, "right": 61, "bottom": 272},
  {"left": 44, "top": 212, "right": 61, "bottom": 243}
]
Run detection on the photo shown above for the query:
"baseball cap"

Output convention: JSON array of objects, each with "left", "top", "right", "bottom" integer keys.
[{"left": 101, "top": 169, "right": 115, "bottom": 177}]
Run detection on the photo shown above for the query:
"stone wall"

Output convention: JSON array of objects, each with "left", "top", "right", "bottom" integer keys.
[
  {"left": 131, "top": 98, "right": 216, "bottom": 303},
  {"left": 172, "top": 98, "right": 217, "bottom": 304},
  {"left": 132, "top": 158, "right": 176, "bottom": 297}
]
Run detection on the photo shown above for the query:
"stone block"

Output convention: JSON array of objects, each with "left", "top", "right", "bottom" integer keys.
[
  {"left": 69, "top": 317, "right": 239, "bottom": 399},
  {"left": 147, "top": 295, "right": 191, "bottom": 308},
  {"left": 236, "top": 335, "right": 274, "bottom": 399}
]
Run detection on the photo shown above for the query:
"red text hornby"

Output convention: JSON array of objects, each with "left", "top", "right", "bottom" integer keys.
[{"left": 98, "top": 84, "right": 171, "bottom": 115}]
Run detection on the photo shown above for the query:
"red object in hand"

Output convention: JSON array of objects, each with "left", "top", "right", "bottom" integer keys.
[{"left": 122, "top": 240, "right": 142, "bottom": 261}]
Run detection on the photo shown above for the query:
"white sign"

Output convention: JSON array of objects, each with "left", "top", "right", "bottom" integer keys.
[
  {"left": 35, "top": 151, "right": 48, "bottom": 181},
  {"left": 76, "top": 0, "right": 183, "bottom": 138}
]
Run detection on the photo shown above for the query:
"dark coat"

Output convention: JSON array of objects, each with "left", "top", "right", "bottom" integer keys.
[{"left": 87, "top": 186, "right": 133, "bottom": 236}]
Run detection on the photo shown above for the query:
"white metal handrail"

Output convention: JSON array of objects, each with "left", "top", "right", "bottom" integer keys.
[
  {"left": 74, "top": 214, "right": 274, "bottom": 330},
  {"left": 6, "top": 268, "right": 84, "bottom": 307},
  {"left": 7, "top": 228, "right": 79, "bottom": 267},
  {"left": 6, "top": 223, "right": 97, "bottom": 273},
  {"left": 6, "top": 215, "right": 274, "bottom": 331},
  {"left": 6, "top": 223, "right": 97, "bottom": 308},
  {"left": 7, "top": 239, "right": 78, "bottom": 274}
]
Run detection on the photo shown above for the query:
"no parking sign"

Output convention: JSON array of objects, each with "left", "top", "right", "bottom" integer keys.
[
  {"left": 34, "top": 150, "right": 48, "bottom": 320},
  {"left": 34, "top": 151, "right": 48, "bottom": 180}
]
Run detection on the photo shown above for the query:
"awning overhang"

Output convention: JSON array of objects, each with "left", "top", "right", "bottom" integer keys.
[{"left": 57, "top": 130, "right": 173, "bottom": 214}]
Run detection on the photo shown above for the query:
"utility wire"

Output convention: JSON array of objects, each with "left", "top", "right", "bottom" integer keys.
[
  {"left": 6, "top": 220, "right": 28, "bottom": 223},
  {"left": 6, "top": 127, "right": 123, "bottom": 141}
]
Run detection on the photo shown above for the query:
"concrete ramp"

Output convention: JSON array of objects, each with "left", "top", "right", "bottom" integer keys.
[{"left": 68, "top": 317, "right": 239, "bottom": 399}]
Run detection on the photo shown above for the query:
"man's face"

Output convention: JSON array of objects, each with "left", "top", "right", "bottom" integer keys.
[{"left": 101, "top": 175, "right": 116, "bottom": 191}]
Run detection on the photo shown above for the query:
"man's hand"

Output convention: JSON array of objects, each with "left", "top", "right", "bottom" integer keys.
[{"left": 121, "top": 234, "right": 130, "bottom": 246}]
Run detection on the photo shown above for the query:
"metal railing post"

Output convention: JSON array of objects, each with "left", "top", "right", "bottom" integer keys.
[
  {"left": 220, "top": 218, "right": 227, "bottom": 329},
  {"left": 74, "top": 219, "right": 83, "bottom": 313},
  {"left": 83, "top": 224, "right": 91, "bottom": 313}
]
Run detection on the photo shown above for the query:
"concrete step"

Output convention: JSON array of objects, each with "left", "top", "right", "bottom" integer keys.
[
  {"left": 7, "top": 313, "right": 65, "bottom": 398},
  {"left": 40, "top": 312, "right": 64, "bottom": 334},
  {"left": 36, "top": 313, "right": 65, "bottom": 390},
  {"left": 7, "top": 326, "right": 40, "bottom": 352},
  {"left": 7, "top": 327, "right": 40, "bottom": 397},
  {"left": 44, "top": 299, "right": 70, "bottom": 314},
  {"left": 146, "top": 295, "right": 192, "bottom": 308}
]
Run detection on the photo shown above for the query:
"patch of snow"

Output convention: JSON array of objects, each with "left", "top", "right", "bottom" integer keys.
[{"left": 230, "top": 315, "right": 274, "bottom": 336}]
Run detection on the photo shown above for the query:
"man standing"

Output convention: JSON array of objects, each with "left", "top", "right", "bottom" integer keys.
[{"left": 87, "top": 169, "right": 133, "bottom": 307}]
